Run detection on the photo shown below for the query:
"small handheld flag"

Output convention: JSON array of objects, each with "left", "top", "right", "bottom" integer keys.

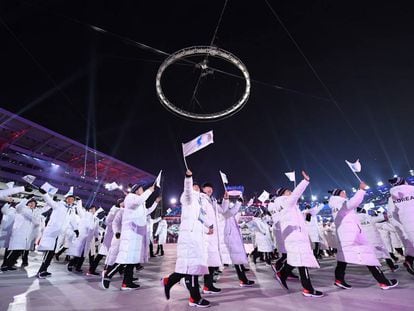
[
  {"left": 41, "top": 182, "right": 59, "bottom": 195},
  {"left": 22, "top": 175, "right": 36, "bottom": 184},
  {"left": 258, "top": 190, "right": 270, "bottom": 203},
  {"left": 345, "top": 159, "right": 362, "bottom": 182}
]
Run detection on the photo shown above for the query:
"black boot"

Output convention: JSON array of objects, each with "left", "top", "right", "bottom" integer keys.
[{"left": 160, "top": 245, "right": 164, "bottom": 256}]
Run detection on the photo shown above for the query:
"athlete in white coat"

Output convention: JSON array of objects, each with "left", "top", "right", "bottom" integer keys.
[
  {"left": 67, "top": 205, "right": 100, "bottom": 273},
  {"left": 388, "top": 176, "right": 414, "bottom": 275},
  {"left": 102, "top": 182, "right": 155, "bottom": 290},
  {"left": 1, "top": 198, "right": 41, "bottom": 270},
  {"left": 36, "top": 191, "right": 79, "bottom": 278},
  {"left": 155, "top": 217, "right": 168, "bottom": 256},
  {"left": 200, "top": 181, "right": 228, "bottom": 294},
  {"left": 0, "top": 201, "right": 17, "bottom": 261},
  {"left": 146, "top": 198, "right": 162, "bottom": 257},
  {"left": 302, "top": 204, "right": 325, "bottom": 258},
  {"left": 162, "top": 171, "right": 211, "bottom": 308},
  {"left": 328, "top": 183, "right": 398, "bottom": 290},
  {"left": 218, "top": 196, "right": 255, "bottom": 287},
  {"left": 0, "top": 186, "right": 27, "bottom": 201},
  {"left": 273, "top": 171, "right": 323, "bottom": 298}
]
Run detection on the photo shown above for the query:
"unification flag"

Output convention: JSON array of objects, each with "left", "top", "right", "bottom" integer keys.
[
  {"left": 155, "top": 170, "right": 163, "bottom": 188},
  {"left": 22, "top": 175, "right": 36, "bottom": 184},
  {"left": 105, "top": 182, "right": 119, "bottom": 191},
  {"left": 345, "top": 159, "right": 361, "bottom": 173},
  {"left": 41, "top": 182, "right": 59, "bottom": 195},
  {"left": 284, "top": 171, "right": 296, "bottom": 183},
  {"left": 182, "top": 130, "right": 214, "bottom": 157},
  {"left": 258, "top": 190, "right": 270, "bottom": 203},
  {"left": 65, "top": 186, "right": 74, "bottom": 197},
  {"left": 219, "top": 170, "right": 228, "bottom": 185}
]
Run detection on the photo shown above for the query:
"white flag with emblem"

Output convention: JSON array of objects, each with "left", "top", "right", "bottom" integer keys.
[
  {"left": 65, "top": 186, "right": 74, "bottom": 197},
  {"left": 155, "top": 170, "right": 162, "bottom": 188},
  {"left": 105, "top": 182, "right": 119, "bottom": 191},
  {"left": 219, "top": 170, "right": 228, "bottom": 184},
  {"left": 22, "top": 175, "right": 36, "bottom": 184},
  {"left": 284, "top": 171, "right": 296, "bottom": 182},
  {"left": 258, "top": 190, "right": 270, "bottom": 203},
  {"left": 182, "top": 130, "right": 214, "bottom": 157},
  {"left": 345, "top": 159, "right": 361, "bottom": 173},
  {"left": 41, "top": 182, "right": 59, "bottom": 195}
]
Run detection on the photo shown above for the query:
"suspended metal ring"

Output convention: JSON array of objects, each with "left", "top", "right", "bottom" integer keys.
[{"left": 156, "top": 46, "right": 250, "bottom": 121}]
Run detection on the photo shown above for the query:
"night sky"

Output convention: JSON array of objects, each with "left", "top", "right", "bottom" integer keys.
[{"left": 1, "top": 0, "right": 414, "bottom": 202}]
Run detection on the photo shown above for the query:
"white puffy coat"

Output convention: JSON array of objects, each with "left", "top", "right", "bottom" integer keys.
[
  {"left": 268, "top": 202, "right": 286, "bottom": 253},
  {"left": 175, "top": 176, "right": 208, "bottom": 275},
  {"left": 116, "top": 189, "right": 153, "bottom": 264},
  {"left": 201, "top": 193, "right": 226, "bottom": 267},
  {"left": 302, "top": 204, "right": 324, "bottom": 243},
  {"left": 0, "top": 186, "right": 25, "bottom": 200},
  {"left": 249, "top": 217, "right": 274, "bottom": 253},
  {"left": 386, "top": 197, "right": 414, "bottom": 256},
  {"left": 275, "top": 180, "right": 319, "bottom": 268},
  {"left": 146, "top": 202, "right": 160, "bottom": 244},
  {"left": 0, "top": 203, "right": 16, "bottom": 249},
  {"left": 98, "top": 205, "right": 119, "bottom": 256},
  {"left": 105, "top": 208, "right": 124, "bottom": 266},
  {"left": 218, "top": 200, "right": 248, "bottom": 265},
  {"left": 155, "top": 219, "right": 168, "bottom": 245},
  {"left": 357, "top": 213, "right": 389, "bottom": 259},
  {"left": 38, "top": 194, "right": 78, "bottom": 251},
  {"left": 8, "top": 200, "right": 41, "bottom": 250},
  {"left": 389, "top": 184, "right": 414, "bottom": 243},
  {"left": 68, "top": 207, "right": 99, "bottom": 257},
  {"left": 329, "top": 190, "right": 380, "bottom": 266},
  {"left": 376, "top": 221, "right": 402, "bottom": 253}
]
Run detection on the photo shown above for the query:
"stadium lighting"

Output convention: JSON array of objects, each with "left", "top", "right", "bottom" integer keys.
[
  {"left": 170, "top": 197, "right": 177, "bottom": 204},
  {"left": 352, "top": 187, "right": 357, "bottom": 193},
  {"left": 393, "top": 174, "right": 398, "bottom": 178},
  {"left": 311, "top": 195, "right": 317, "bottom": 201},
  {"left": 410, "top": 170, "right": 414, "bottom": 176},
  {"left": 51, "top": 162, "right": 60, "bottom": 168},
  {"left": 366, "top": 185, "right": 370, "bottom": 189},
  {"left": 377, "top": 181, "right": 384, "bottom": 186}
]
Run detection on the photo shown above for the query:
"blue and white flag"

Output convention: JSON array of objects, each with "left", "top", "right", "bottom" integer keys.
[
  {"left": 345, "top": 159, "right": 361, "bottom": 173},
  {"left": 22, "top": 175, "right": 36, "bottom": 184},
  {"left": 182, "top": 130, "right": 214, "bottom": 157},
  {"left": 41, "top": 182, "right": 59, "bottom": 195}
]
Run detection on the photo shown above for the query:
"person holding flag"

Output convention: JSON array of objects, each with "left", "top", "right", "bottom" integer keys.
[
  {"left": 273, "top": 171, "right": 324, "bottom": 298},
  {"left": 328, "top": 183, "right": 398, "bottom": 290},
  {"left": 161, "top": 169, "right": 211, "bottom": 308}
]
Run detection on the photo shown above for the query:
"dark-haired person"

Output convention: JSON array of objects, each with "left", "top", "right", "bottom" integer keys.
[
  {"left": 1, "top": 198, "right": 41, "bottom": 270},
  {"left": 36, "top": 190, "right": 82, "bottom": 278},
  {"left": 161, "top": 170, "right": 211, "bottom": 308},
  {"left": 273, "top": 171, "right": 323, "bottom": 297},
  {"left": 387, "top": 177, "right": 414, "bottom": 275},
  {"left": 328, "top": 183, "right": 398, "bottom": 290},
  {"left": 101, "top": 182, "right": 155, "bottom": 290}
]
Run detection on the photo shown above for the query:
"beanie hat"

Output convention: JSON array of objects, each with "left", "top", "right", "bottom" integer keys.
[
  {"left": 275, "top": 187, "right": 288, "bottom": 197},
  {"left": 388, "top": 177, "right": 405, "bottom": 187},
  {"left": 328, "top": 189, "right": 344, "bottom": 196}
]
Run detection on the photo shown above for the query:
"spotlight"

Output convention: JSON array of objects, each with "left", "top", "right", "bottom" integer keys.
[
  {"left": 311, "top": 195, "right": 317, "bottom": 202},
  {"left": 410, "top": 170, "right": 414, "bottom": 176},
  {"left": 377, "top": 181, "right": 384, "bottom": 186},
  {"left": 170, "top": 197, "right": 177, "bottom": 204}
]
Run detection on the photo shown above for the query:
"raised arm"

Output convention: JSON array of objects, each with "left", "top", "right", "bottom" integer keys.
[
  {"left": 181, "top": 172, "right": 193, "bottom": 206},
  {"left": 0, "top": 186, "right": 25, "bottom": 200},
  {"left": 347, "top": 189, "right": 366, "bottom": 210},
  {"left": 286, "top": 179, "right": 309, "bottom": 207},
  {"left": 42, "top": 193, "right": 61, "bottom": 210}
]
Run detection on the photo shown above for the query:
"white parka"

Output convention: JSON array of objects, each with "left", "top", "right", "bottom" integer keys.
[
  {"left": 68, "top": 206, "right": 99, "bottom": 257},
  {"left": 201, "top": 193, "right": 227, "bottom": 267},
  {"left": 302, "top": 204, "right": 324, "bottom": 243},
  {"left": 116, "top": 189, "right": 153, "bottom": 264},
  {"left": 386, "top": 197, "right": 414, "bottom": 257},
  {"left": 268, "top": 203, "right": 286, "bottom": 253},
  {"left": 376, "top": 221, "right": 403, "bottom": 253},
  {"left": 274, "top": 180, "right": 319, "bottom": 268},
  {"left": 155, "top": 219, "right": 168, "bottom": 245},
  {"left": 0, "top": 186, "right": 25, "bottom": 200},
  {"left": 357, "top": 213, "right": 389, "bottom": 259},
  {"left": 175, "top": 176, "right": 208, "bottom": 275},
  {"left": 218, "top": 200, "right": 248, "bottom": 265},
  {"left": 8, "top": 200, "right": 41, "bottom": 250},
  {"left": 0, "top": 203, "right": 16, "bottom": 249},
  {"left": 98, "top": 205, "right": 119, "bottom": 256},
  {"left": 38, "top": 194, "right": 78, "bottom": 251},
  {"left": 329, "top": 190, "right": 380, "bottom": 266},
  {"left": 249, "top": 216, "right": 274, "bottom": 253},
  {"left": 389, "top": 184, "right": 414, "bottom": 243},
  {"left": 105, "top": 208, "right": 124, "bottom": 266}
]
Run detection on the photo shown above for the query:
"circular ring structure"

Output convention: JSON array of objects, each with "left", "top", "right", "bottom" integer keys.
[{"left": 156, "top": 46, "right": 250, "bottom": 121}]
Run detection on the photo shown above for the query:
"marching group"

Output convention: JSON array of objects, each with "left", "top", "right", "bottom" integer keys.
[{"left": 0, "top": 170, "right": 414, "bottom": 308}]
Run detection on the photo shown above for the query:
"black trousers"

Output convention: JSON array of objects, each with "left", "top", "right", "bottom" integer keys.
[
  {"left": 280, "top": 263, "right": 313, "bottom": 291},
  {"left": 37, "top": 239, "right": 58, "bottom": 273},
  {"left": 275, "top": 253, "right": 287, "bottom": 271},
  {"left": 166, "top": 272, "right": 202, "bottom": 301},
  {"left": 313, "top": 242, "right": 320, "bottom": 258},
  {"left": 235, "top": 264, "right": 248, "bottom": 283},
  {"left": 385, "top": 258, "right": 397, "bottom": 270},
  {"left": 204, "top": 266, "right": 218, "bottom": 289},
  {"left": 89, "top": 254, "right": 104, "bottom": 273},
  {"left": 105, "top": 263, "right": 134, "bottom": 285},
  {"left": 22, "top": 250, "right": 29, "bottom": 265},
  {"left": 335, "top": 261, "right": 389, "bottom": 284},
  {"left": 3, "top": 250, "right": 23, "bottom": 267}
]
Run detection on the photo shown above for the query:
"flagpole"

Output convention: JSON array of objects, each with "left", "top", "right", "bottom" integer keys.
[
  {"left": 293, "top": 170, "right": 296, "bottom": 188},
  {"left": 351, "top": 170, "right": 362, "bottom": 183},
  {"left": 181, "top": 143, "right": 189, "bottom": 171}
]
